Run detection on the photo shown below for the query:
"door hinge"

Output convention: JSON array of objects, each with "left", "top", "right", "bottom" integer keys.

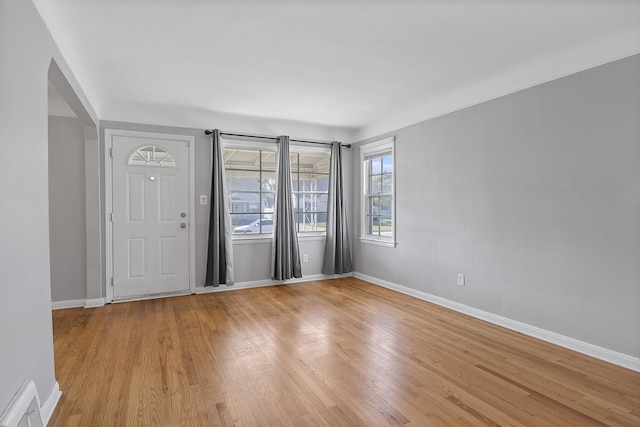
[
  {"left": 111, "top": 277, "right": 114, "bottom": 287},
  {"left": 110, "top": 213, "right": 113, "bottom": 222},
  {"left": 109, "top": 147, "right": 113, "bottom": 157}
]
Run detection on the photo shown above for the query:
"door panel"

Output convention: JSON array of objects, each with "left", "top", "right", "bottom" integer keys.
[
  {"left": 159, "top": 237, "right": 177, "bottom": 275},
  {"left": 112, "top": 135, "right": 190, "bottom": 299},
  {"left": 159, "top": 175, "right": 176, "bottom": 222},
  {"left": 128, "top": 238, "right": 146, "bottom": 278},
  {"left": 127, "top": 174, "right": 145, "bottom": 222}
]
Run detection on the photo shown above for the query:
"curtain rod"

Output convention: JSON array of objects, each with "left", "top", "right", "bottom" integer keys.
[{"left": 204, "top": 129, "right": 351, "bottom": 148}]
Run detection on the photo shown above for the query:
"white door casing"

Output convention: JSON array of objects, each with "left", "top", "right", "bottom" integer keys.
[{"left": 106, "top": 130, "right": 195, "bottom": 301}]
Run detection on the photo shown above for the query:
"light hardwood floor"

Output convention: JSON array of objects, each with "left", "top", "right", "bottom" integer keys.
[{"left": 50, "top": 278, "right": 640, "bottom": 426}]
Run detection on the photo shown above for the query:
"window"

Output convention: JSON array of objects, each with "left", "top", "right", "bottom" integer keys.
[
  {"left": 128, "top": 145, "right": 176, "bottom": 167},
  {"left": 223, "top": 140, "right": 330, "bottom": 236},
  {"left": 224, "top": 146, "right": 276, "bottom": 234},
  {"left": 361, "top": 137, "right": 395, "bottom": 246},
  {"left": 291, "top": 151, "right": 330, "bottom": 233}
]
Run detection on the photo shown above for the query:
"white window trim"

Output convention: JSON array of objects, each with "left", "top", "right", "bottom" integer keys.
[
  {"left": 360, "top": 136, "right": 397, "bottom": 248},
  {"left": 222, "top": 137, "right": 331, "bottom": 240},
  {"left": 231, "top": 234, "right": 327, "bottom": 245},
  {"left": 231, "top": 234, "right": 274, "bottom": 244},
  {"left": 222, "top": 138, "right": 277, "bottom": 151}
]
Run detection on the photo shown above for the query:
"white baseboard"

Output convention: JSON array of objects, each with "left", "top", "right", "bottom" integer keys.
[
  {"left": 0, "top": 380, "right": 42, "bottom": 427},
  {"left": 51, "top": 298, "right": 105, "bottom": 310},
  {"left": 196, "top": 272, "right": 354, "bottom": 294},
  {"left": 51, "top": 299, "right": 86, "bottom": 310},
  {"left": 0, "top": 380, "right": 60, "bottom": 427},
  {"left": 84, "top": 298, "right": 105, "bottom": 308},
  {"left": 354, "top": 272, "right": 640, "bottom": 373},
  {"left": 54, "top": 274, "right": 355, "bottom": 305},
  {"left": 41, "top": 381, "right": 61, "bottom": 425}
]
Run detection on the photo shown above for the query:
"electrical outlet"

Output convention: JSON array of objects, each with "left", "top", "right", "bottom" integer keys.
[
  {"left": 303, "top": 254, "right": 309, "bottom": 263},
  {"left": 457, "top": 273, "right": 465, "bottom": 286},
  {"left": 200, "top": 195, "right": 208, "bottom": 205}
]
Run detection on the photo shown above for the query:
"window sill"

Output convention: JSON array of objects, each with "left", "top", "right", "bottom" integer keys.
[
  {"left": 232, "top": 233, "right": 327, "bottom": 245},
  {"left": 232, "top": 235, "right": 272, "bottom": 245},
  {"left": 359, "top": 236, "right": 397, "bottom": 248},
  {"left": 297, "top": 233, "right": 327, "bottom": 241}
]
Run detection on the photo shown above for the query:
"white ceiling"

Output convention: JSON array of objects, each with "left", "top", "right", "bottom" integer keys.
[{"left": 35, "top": 0, "right": 640, "bottom": 140}]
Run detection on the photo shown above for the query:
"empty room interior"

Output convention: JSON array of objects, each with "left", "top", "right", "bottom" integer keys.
[{"left": 1, "top": 0, "right": 640, "bottom": 425}]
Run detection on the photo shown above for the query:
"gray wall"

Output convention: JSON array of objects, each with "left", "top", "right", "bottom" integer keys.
[
  {"left": 101, "top": 121, "right": 353, "bottom": 288},
  {"left": 0, "top": 0, "right": 98, "bottom": 411},
  {"left": 49, "top": 116, "right": 87, "bottom": 301},
  {"left": 352, "top": 54, "right": 640, "bottom": 358},
  {"left": 0, "top": 0, "right": 48, "bottom": 410},
  {"left": 0, "top": 0, "right": 57, "bottom": 410},
  {"left": 48, "top": 60, "right": 102, "bottom": 303}
]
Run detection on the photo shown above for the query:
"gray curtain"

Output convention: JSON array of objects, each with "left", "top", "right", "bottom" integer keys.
[
  {"left": 205, "top": 129, "right": 234, "bottom": 286},
  {"left": 323, "top": 142, "right": 353, "bottom": 274},
  {"left": 271, "top": 135, "right": 302, "bottom": 280}
]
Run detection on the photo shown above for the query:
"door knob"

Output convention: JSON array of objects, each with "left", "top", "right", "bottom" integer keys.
[{"left": 180, "top": 223, "right": 187, "bottom": 228}]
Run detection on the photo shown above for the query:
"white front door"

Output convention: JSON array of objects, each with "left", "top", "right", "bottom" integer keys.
[{"left": 111, "top": 134, "right": 190, "bottom": 299}]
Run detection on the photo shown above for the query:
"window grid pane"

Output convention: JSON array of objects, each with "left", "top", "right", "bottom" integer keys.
[
  {"left": 291, "top": 152, "right": 330, "bottom": 233},
  {"left": 225, "top": 146, "right": 329, "bottom": 235},
  {"left": 363, "top": 144, "right": 394, "bottom": 241},
  {"left": 129, "top": 145, "right": 176, "bottom": 167},
  {"left": 226, "top": 170, "right": 260, "bottom": 192},
  {"left": 225, "top": 147, "right": 275, "bottom": 234}
]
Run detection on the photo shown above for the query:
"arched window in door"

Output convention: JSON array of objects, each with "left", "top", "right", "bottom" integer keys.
[{"left": 128, "top": 145, "right": 176, "bottom": 167}]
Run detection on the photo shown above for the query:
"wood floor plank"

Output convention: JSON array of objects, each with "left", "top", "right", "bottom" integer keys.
[{"left": 50, "top": 278, "right": 640, "bottom": 426}]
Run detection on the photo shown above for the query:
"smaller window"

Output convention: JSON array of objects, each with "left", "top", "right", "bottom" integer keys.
[
  {"left": 129, "top": 145, "right": 176, "bottom": 167},
  {"left": 361, "top": 137, "right": 396, "bottom": 247}
]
